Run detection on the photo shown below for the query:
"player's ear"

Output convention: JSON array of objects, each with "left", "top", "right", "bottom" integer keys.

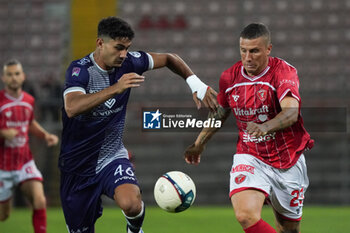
[
  {"left": 96, "top": 38, "right": 104, "bottom": 48},
  {"left": 266, "top": 44, "right": 272, "bottom": 56}
]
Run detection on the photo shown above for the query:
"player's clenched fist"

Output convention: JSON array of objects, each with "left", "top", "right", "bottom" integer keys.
[
  {"left": 246, "top": 121, "right": 268, "bottom": 137},
  {"left": 114, "top": 73, "right": 145, "bottom": 94}
]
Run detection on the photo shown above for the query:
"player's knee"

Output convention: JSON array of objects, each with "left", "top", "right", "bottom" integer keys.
[
  {"left": 0, "top": 212, "right": 10, "bottom": 221},
  {"left": 235, "top": 210, "right": 260, "bottom": 228},
  {"left": 33, "top": 195, "right": 46, "bottom": 209},
  {"left": 119, "top": 198, "right": 142, "bottom": 217}
]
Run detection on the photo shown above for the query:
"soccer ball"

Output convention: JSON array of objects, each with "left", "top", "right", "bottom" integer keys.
[{"left": 154, "top": 171, "right": 196, "bottom": 213}]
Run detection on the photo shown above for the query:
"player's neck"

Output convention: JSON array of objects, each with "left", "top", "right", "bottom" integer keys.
[
  {"left": 93, "top": 50, "right": 108, "bottom": 71},
  {"left": 5, "top": 87, "right": 22, "bottom": 99}
]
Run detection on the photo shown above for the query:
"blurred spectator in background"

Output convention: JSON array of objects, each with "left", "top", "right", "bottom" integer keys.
[{"left": 0, "top": 59, "right": 59, "bottom": 233}]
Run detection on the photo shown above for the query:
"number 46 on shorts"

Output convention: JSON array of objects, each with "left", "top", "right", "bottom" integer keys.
[{"left": 114, "top": 164, "right": 136, "bottom": 184}]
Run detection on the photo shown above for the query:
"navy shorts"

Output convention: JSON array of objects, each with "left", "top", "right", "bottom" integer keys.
[{"left": 60, "top": 158, "right": 139, "bottom": 233}]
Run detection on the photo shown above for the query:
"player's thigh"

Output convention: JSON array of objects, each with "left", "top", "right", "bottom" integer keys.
[
  {"left": 20, "top": 179, "right": 46, "bottom": 208},
  {"left": 101, "top": 159, "right": 141, "bottom": 211},
  {"left": 229, "top": 154, "right": 270, "bottom": 215},
  {"left": 60, "top": 172, "right": 102, "bottom": 233},
  {"left": 231, "top": 189, "right": 266, "bottom": 223},
  {"left": 0, "top": 199, "right": 11, "bottom": 221}
]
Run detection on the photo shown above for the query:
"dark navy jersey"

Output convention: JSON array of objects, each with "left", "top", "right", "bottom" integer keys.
[{"left": 59, "top": 51, "right": 153, "bottom": 175}]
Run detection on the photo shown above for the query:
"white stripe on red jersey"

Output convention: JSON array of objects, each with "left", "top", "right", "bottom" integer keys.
[
  {"left": 0, "top": 90, "right": 35, "bottom": 171},
  {"left": 217, "top": 57, "right": 314, "bottom": 169}
]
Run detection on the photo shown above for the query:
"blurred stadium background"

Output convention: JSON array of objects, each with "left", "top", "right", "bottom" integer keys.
[{"left": 0, "top": 0, "right": 349, "bottom": 209}]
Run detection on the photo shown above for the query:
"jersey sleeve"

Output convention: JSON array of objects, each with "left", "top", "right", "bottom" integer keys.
[
  {"left": 275, "top": 62, "right": 301, "bottom": 103},
  {"left": 217, "top": 71, "right": 231, "bottom": 108},
  {"left": 128, "top": 51, "right": 152, "bottom": 74},
  {"left": 63, "top": 63, "right": 89, "bottom": 96}
]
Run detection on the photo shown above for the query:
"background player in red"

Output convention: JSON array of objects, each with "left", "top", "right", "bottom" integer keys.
[
  {"left": 185, "top": 23, "right": 313, "bottom": 233},
  {"left": 0, "top": 59, "right": 59, "bottom": 233}
]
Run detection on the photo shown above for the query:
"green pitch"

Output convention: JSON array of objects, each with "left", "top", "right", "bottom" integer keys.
[{"left": 1, "top": 206, "right": 349, "bottom": 233}]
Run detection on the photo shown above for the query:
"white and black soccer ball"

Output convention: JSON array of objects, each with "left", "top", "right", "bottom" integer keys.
[{"left": 154, "top": 171, "right": 196, "bottom": 213}]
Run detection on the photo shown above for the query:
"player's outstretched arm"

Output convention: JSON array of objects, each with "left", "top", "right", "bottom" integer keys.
[
  {"left": 246, "top": 96, "right": 299, "bottom": 137},
  {"left": 184, "top": 106, "right": 230, "bottom": 165},
  {"left": 29, "top": 120, "right": 59, "bottom": 146},
  {"left": 64, "top": 73, "right": 144, "bottom": 118},
  {"left": 149, "top": 52, "right": 219, "bottom": 111}
]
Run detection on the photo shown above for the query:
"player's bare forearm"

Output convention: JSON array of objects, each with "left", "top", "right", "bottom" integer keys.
[
  {"left": 29, "top": 120, "right": 59, "bottom": 146},
  {"left": 194, "top": 106, "right": 230, "bottom": 146},
  {"left": 185, "top": 106, "right": 230, "bottom": 165},
  {"left": 264, "top": 108, "right": 298, "bottom": 132},
  {"left": 150, "top": 52, "right": 193, "bottom": 79},
  {"left": 247, "top": 97, "right": 299, "bottom": 137},
  {"left": 64, "top": 87, "right": 117, "bottom": 117},
  {"left": 29, "top": 120, "right": 50, "bottom": 139},
  {"left": 65, "top": 73, "right": 144, "bottom": 117},
  {"left": 0, "top": 128, "right": 18, "bottom": 140}
]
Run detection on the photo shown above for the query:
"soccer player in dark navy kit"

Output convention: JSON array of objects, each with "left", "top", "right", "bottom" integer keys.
[{"left": 59, "top": 17, "right": 218, "bottom": 233}]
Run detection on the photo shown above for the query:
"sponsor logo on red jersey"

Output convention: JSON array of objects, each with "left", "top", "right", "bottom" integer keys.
[
  {"left": 243, "top": 131, "right": 276, "bottom": 143},
  {"left": 233, "top": 105, "right": 269, "bottom": 116}
]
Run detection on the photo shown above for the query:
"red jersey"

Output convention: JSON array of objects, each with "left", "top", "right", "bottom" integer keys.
[
  {"left": 217, "top": 57, "right": 313, "bottom": 169},
  {"left": 0, "top": 90, "right": 35, "bottom": 171}
]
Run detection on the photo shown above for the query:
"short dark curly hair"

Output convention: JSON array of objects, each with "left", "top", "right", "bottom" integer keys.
[{"left": 98, "top": 16, "right": 135, "bottom": 40}]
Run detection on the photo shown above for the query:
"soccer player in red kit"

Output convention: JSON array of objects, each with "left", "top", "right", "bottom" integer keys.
[
  {"left": 185, "top": 23, "right": 314, "bottom": 233},
  {"left": 0, "top": 59, "right": 59, "bottom": 233}
]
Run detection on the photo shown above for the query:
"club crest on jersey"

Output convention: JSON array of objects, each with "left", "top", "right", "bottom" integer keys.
[
  {"left": 72, "top": 67, "right": 81, "bottom": 77},
  {"left": 235, "top": 174, "right": 246, "bottom": 184},
  {"left": 232, "top": 95, "right": 239, "bottom": 102},
  {"left": 257, "top": 89, "right": 267, "bottom": 102},
  {"left": 104, "top": 98, "right": 116, "bottom": 109}
]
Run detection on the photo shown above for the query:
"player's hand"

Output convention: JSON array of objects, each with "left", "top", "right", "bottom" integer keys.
[
  {"left": 246, "top": 122, "right": 269, "bottom": 137},
  {"left": 45, "top": 133, "right": 59, "bottom": 147},
  {"left": 184, "top": 143, "right": 205, "bottom": 165},
  {"left": 193, "top": 87, "right": 218, "bottom": 111},
  {"left": 0, "top": 128, "right": 19, "bottom": 140},
  {"left": 115, "top": 73, "right": 145, "bottom": 94}
]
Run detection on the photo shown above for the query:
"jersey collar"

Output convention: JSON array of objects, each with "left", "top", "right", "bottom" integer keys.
[
  {"left": 89, "top": 53, "right": 115, "bottom": 74},
  {"left": 241, "top": 65, "right": 270, "bottom": 81},
  {"left": 4, "top": 91, "right": 23, "bottom": 101}
]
